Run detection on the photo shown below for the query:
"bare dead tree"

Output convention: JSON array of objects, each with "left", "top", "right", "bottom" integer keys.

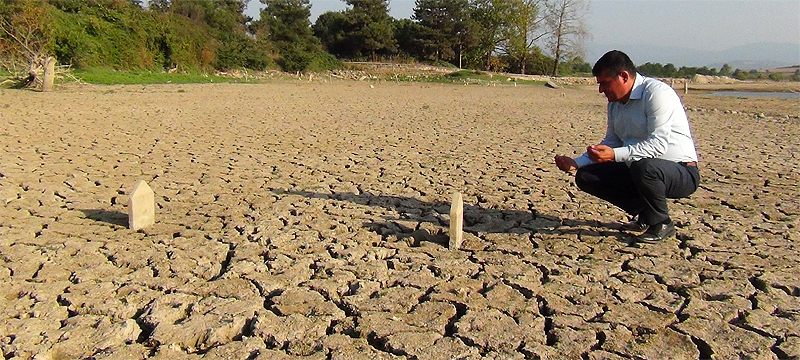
[
  {"left": 544, "top": 0, "right": 588, "bottom": 76},
  {"left": 0, "top": 2, "right": 53, "bottom": 88}
]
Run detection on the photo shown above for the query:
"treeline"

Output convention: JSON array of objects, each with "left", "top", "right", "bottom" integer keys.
[
  {"left": 0, "top": 0, "right": 592, "bottom": 76},
  {"left": 0, "top": 0, "right": 337, "bottom": 73},
  {"left": 638, "top": 62, "right": 800, "bottom": 81}
]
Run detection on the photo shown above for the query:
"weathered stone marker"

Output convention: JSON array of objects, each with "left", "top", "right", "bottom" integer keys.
[
  {"left": 684, "top": 80, "right": 688, "bottom": 95},
  {"left": 128, "top": 180, "right": 155, "bottom": 230},
  {"left": 42, "top": 57, "right": 55, "bottom": 92},
  {"left": 449, "top": 191, "right": 463, "bottom": 249}
]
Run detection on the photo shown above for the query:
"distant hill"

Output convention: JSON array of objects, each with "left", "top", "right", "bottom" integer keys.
[
  {"left": 765, "top": 65, "right": 799, "bottom": 74},
  {"left": 587, "top": 42, "right": 800, "bottom": 70}
]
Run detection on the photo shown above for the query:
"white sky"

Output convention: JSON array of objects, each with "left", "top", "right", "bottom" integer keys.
[{"left": 587, "top": 0, "right": 800, "bottom": 51}]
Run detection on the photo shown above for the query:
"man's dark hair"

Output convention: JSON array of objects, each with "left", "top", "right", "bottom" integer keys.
[{"left": 592, "top": 50, "right": 637, "bottom": 77}]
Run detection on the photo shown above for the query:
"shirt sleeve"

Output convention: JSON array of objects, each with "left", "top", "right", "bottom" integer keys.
[
  {"left": 612, "top": 89, "right": 676, "bottom": 162},
  {"left": 574, "top": 105, "right": 624, "bottom": 168}
]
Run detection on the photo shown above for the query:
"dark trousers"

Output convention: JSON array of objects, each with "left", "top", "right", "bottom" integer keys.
[{"left": 575, "top": 158, "right": 700, "bottom": 226}]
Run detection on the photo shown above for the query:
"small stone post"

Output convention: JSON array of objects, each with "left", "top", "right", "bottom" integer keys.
[
  {"left": 449, "top": 192, "right": 463, "bottom": 249},
  {"left": 128, "top": 180, "right": 155, "bottom": 230},
  {"left": 684, "top": 80, "right": 688, "bottom": 95},
  {"left": 42, "top": 57, "right": 55, "bottom": 92}
]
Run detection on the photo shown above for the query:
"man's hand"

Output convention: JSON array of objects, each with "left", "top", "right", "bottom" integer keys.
[
  {"left": 587, "top": 145, "right": 615, "bottom": 162},
  {"left": 554, "top": 155, "right": 577, "bottom": 173}
]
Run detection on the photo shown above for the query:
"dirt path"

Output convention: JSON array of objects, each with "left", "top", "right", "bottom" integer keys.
[{"left": 1, "top": 80, "right": 798, "bottom": 359}]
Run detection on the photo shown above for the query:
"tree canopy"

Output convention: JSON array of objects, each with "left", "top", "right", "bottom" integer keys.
[{"left": 18, "top": 0, "right": 781, "bottom": 80}]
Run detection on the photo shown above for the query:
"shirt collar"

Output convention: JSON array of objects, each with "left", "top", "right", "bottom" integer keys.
[{"left": 628, "top": 73, "right": 645, "bottom": 100}]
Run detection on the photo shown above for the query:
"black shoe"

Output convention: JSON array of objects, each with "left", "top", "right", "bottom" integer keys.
[
  {"left": 636, "top": 220, "right": 676, "bottom": 242},
  {"left": 620, "top": 215, "right": 648, "bottom": 232}
]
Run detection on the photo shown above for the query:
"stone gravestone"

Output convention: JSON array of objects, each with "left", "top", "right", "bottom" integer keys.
[
  {"left": 128, "top": 180, "right": 155, "bottom": 230},
  {"left": 42, "top": 57, "right": 55, "bottom": 92},
  {"left": 449, "top": 192, "right": 463, "bottom": 249}
]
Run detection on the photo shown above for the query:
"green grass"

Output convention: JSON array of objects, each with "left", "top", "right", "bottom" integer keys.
[
  {"left": 71, "top": 68, "right": 260, "bottom": 85},
  {"left": 392, "top": 69, "right": 546, "bottom": 86}
]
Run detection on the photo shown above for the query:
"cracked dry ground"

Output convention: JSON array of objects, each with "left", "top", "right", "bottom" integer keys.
[{"left": 1, "top": 81, "right": 799, "bottom": 359}]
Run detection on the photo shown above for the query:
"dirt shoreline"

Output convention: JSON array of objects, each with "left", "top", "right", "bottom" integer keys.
[{"left": 1, "top": 80, "right": 798, "bottom": 358}]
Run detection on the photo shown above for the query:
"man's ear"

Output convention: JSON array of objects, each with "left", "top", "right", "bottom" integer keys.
[{"left": 619, "top": 71, "right": 630, "bottom": 83}]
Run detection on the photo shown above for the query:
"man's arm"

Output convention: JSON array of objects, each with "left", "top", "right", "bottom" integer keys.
[{"left": 612, "top": 89, "right": 677, "bottom": 162}]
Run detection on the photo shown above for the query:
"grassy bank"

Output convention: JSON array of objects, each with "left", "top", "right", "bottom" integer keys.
[
  {"left": 1, "top": 68, "right": 261, "bottom": 88},
  {"left": 71, "top": 68, "right": 260, "bottom": 85}
]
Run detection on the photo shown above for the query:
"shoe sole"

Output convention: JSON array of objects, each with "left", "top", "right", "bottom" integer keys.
[{"left": 635, "top": 228, "right": 677, "bottom": 243}]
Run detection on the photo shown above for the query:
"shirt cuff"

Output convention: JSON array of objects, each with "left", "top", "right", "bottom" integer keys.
[
  {"left": 574, "top": 154, "right": 593, "bottom": 168},
  {"left": 613, "top": 147, "right": 630, "bottom": 162}
]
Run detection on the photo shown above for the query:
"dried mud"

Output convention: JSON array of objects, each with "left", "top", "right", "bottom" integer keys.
[{"left": 1, "top": 80, "right": 798, "bottom": 359}]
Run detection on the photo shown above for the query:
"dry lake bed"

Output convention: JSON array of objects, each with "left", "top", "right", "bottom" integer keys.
[{"left": 1, "top": 80, "right": 798, "bottom": 359}]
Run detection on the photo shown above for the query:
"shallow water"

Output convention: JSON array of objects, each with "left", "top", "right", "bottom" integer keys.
[{"left": 710, "top": 90, "right": 800, "bottom": 99}]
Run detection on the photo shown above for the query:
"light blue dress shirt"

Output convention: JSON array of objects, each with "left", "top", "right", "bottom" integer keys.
[{"left": 574, "top": 73, "right": 699, "bottom": 168}]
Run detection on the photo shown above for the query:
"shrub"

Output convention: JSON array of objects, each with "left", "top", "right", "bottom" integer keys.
[
  {"left": 306, "top": 52, "right": 341, "bottom": 71},
  {"left": 768, "top": 72, "right": 783, "bottom": 81}
]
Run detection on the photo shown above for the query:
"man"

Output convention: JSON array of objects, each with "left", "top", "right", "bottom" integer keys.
[{"left": 554, "top": 50, "right": 700, "bottom": 242}]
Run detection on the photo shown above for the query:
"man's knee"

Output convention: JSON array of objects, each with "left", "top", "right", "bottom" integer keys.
[{"left": 575, "top": 167, "right": 591, "bottom": 192}]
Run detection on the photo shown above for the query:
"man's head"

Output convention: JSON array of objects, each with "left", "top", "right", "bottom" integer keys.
[{"left": 593, "top": 50, "right": 638, "bottom": 103}]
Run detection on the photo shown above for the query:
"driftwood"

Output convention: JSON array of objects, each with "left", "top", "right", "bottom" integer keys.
[{"left": 0, "top": 6, "right": 54, "bottom": 90}]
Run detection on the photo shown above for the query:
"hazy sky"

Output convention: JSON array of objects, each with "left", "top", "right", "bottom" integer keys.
[{"left": 243, "top": 0, "right": 800, "bottom": 65}]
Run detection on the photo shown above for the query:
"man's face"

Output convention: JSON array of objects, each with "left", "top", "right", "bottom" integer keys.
[{"left": 596, "top": 71, "right": 631, "bottom": 102}]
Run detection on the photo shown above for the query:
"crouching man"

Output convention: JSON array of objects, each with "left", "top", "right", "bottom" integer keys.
[{"left": 554, "top": 50, "right": 700, "bottom": 242}]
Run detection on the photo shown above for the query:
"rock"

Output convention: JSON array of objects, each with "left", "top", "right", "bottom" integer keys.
[
  {"left": 545, "top": 81, "right": 560, "bottom": 89},
  {"left": 128, "top": 180, "right": 155, "bottom": 230},
  {"left": 674, "top": 318, "right": 777, "bottom": 358},
  {"left": 449, "top": 192, "right": 463, "bottom": 249},
  {"left": 777, "top": 336, "right": 800, "bottom": 358},
  {"left": 603, "top": 326, "right": 698, "bottom": 359},
  {"left": 454, "top": 308, "right": 534, "bottom": 352},
  {"left": 254, "top": 312, "right": 328, "bottom": 355},
  {"left": 139, "top": 294, "right": 261, "bottom": 352}
]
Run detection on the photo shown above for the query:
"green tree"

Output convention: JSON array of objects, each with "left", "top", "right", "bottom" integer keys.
[
  {"left": 313, "top": 11, "right": 350, "bottom": 57},
  {"left": 413, "top": 0, "right": 475, "bottom": 66},
  {"left": 344, "top": 0, "right": 396, "bottom": 59},
  {"left": 731, "top": 68, "right": 747, "bottom": 80},
  {"left": 501, "top": 0, "right": 546, "bottom": 74},
  {"left": 260, "top": 0, "right": 322, "bottom": 71},
  {"left": 663, "top": 63, "right": 677, "bottom": 77},
  {"left": 718, "top": 63, "right": 731, "bottom": 77},
  {"left": 556, "top": 55, "right": 589, "bottom": 74},
  {"left": 392, "top": 18, "right": 426, "bottom": 59},
  {"left": 469, "top": 0, "right": 514, "bottom": 70},
  {"left": 161, "top": 0, "right": 270, "bottom": 70}
]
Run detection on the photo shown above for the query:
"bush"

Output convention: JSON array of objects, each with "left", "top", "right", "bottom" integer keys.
[
  {"left": 306, "top": 52, "right": 341, "bottom": 71},
  {"left": 768, "top": 72, "right": 783, "bottom": 81}
]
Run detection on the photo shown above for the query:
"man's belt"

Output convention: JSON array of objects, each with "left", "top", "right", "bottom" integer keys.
[{"left": 681, "top": 161, "right": 697, "bottom": 167}]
